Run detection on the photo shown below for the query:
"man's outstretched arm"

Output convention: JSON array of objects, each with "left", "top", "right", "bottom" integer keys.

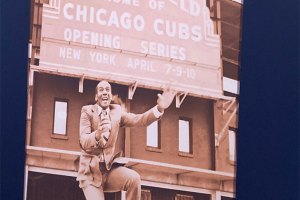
[{"left": 120, "top": 87, "right": 176, "bottom": 127}]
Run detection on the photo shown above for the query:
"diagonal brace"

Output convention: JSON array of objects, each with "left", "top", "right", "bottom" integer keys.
[
  {"left": 222, "top": 98, "right": 236, "bottom": 115},
  {"left": 215, "top": 104, "right": 239, "bottom": 147},
  {"left": 128, "top": 81, "right": 138, "bottom": 100},
  {"left": 176, "top": 92, "right": 188, "bottom": 108}
]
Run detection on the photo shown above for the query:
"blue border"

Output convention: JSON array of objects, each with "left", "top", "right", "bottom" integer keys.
[
  {"left": 1, "top": 0, "right": 299, "bottom": 199},
  {"left": 236, "top": 0, "right": 299, "bottom": 199},
  {"left": 1, "top": 0, "right": 29, "bottom": 199}
]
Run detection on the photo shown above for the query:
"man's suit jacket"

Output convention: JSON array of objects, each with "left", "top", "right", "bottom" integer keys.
[{"left": 76, "top": 103, "right": 158, "bottom": 188}]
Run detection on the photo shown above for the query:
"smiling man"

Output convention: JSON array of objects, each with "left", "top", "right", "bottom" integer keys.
[{"left": 77, "top": 80, "right": 176, "bottom": 200}]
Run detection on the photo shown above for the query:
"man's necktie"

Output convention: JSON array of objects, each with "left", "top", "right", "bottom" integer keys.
[
  {"left": 101, "top": 110, "right": 110, "bottom": 141},
  {"left": 101, "top": 109, "right": 108, "bottom": 118}
]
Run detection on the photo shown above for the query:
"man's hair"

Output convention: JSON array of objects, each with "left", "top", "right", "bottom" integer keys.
[{"left": 95, "top": 80, "right": 110, "bottom": 94}]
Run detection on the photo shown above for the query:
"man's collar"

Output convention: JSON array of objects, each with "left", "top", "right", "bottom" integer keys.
[{"left": 97, "top": 104, "right": 110, "bottom": 116}]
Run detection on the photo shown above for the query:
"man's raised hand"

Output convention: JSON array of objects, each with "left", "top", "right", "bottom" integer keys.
[{"left": 157, "top": 87, "right": 177, "bottom": 112}]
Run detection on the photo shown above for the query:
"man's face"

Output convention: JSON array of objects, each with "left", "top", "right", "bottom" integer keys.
[{"left": 96, "top": 81, "right": 112, "bottom": 109}]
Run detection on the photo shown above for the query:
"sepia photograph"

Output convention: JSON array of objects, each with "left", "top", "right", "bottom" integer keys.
[{"left": 24, "top": 0, "right": 242, "bottom": 199}]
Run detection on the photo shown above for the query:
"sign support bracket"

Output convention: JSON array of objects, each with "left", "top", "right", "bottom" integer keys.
[
  {"left": 29, "top": 69, "right": 36, "bottom": 87},
  {"left": 176, "top": 92, "right": 188, "bottom": 108},
  {"left": 215, "top": 104, "right": 239, "bottom": 147},
  {"left": 128, "top": 81, "right": 138, "bottom": 100},
  {"left": 79, "top": 75, "right": 84, "bottom": 93},
  {"left": 222, "top": 98, "right": 236, "bottom": 115}
]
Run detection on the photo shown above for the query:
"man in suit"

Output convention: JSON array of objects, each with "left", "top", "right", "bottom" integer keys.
[{"left": 77, "top": 80, "right": 176, "bottom": 200}]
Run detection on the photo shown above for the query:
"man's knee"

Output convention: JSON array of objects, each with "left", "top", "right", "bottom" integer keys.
[
  {"left": 124, "top": 169, "right": 141, "bottom": 189},
  {"left": 130, "top": 170, "right": 141, "bottom": 185},
  {"left": 130, "top": 171, "right": 141, "bottom": 186}
]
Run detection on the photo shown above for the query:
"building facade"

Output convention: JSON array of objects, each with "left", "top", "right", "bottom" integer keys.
[{"left": 25, "top": 0, "right": 242, "bottom": 199}]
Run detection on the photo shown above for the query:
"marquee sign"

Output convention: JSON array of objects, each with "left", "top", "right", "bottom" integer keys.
[{"left": 39, "top": 0, "right": 222, "bottom": 97}]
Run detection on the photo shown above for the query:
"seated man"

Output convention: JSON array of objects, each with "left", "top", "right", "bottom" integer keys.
[{"left": 77, "top": 80, "right": 175, "bottom": 200}]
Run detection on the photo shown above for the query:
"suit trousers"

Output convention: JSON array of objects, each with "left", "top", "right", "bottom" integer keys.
[{"left": 82, "top": 166, "right": 141, "bottom": 200}]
